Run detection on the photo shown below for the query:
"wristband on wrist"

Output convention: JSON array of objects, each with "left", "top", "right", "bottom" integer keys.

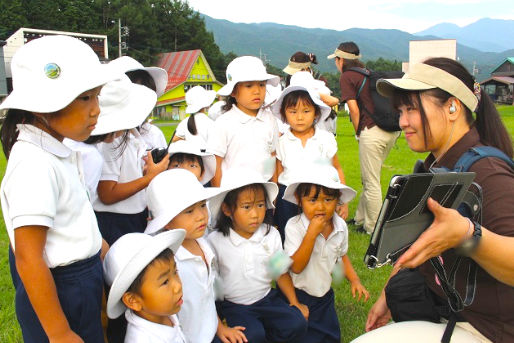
[{"left": 455, "top": 220, "right": 482, "bottom": 256}]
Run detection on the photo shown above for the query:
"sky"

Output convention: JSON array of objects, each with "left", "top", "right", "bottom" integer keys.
[{"left": 184, "top": 0, "right": 513, "bottom": 33}]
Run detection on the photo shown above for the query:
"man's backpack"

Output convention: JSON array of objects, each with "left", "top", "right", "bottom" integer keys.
[{"left": 350, "top": 67, "right": 403, "bottom": 132}]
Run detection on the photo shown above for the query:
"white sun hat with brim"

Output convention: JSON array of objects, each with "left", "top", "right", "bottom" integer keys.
[
  {"left": 283, "top": 165, "right": 356, "bottom": 206},
  {"left": 103, "top": 229, "right": 186, "bottom": 319},
  {"left": 185, "top": 86, "right": 217, "bottom": 114},
  {"left": 167, "top": 140, "right": 216, "bottom": 185},
  {"left": 109, "top": 56, "right": 168, "bottom": 97},
  {"left": 0, "top": 35, "right": 121, "bottom": 113},
  {"left": 144, "top": 169, "right": 223, "bottom": 235},
  {"left": 208, "top": 168, "right": 279, "bottom": 221},
  {"left": 91, "top": 75, "right": 157, "bottom": 135},
  {"left": 217, "top": 56, "right": 280, "bottom": 96},
  {"left": 264, "top": 82, "right": 283, "bottom": 106},
  {"left": 272, "top": 85, "right": 331, "bottom": 123},
  {"left": 376, "top": 62, "right": 478, "bottom": 112}
]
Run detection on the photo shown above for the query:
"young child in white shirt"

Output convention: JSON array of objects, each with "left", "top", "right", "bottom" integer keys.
[
  {"left": 282, "top": 166, "right": 369, "bottom": 343},
  {"left": 167, "top": 140, "right": 216, "bottom": 186},
  {"left": 103, "top": 230, "right": 187, "bottom": 343},
  {"left": 207, "top": 169, "right": 308, "bottom": 343},
  {"left": 144, "top": 169, "right": 246, "bottom": 343},
  {"left": 207, "top": 56, "right": 280, "bottom": 186}
]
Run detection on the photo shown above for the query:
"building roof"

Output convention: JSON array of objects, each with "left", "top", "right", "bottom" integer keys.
[
  {"left": 480, "top": 76, "right": 514, "bottom": 86},
  {"left": 491, "top": 57, "right": 514, "bottom": 74}
]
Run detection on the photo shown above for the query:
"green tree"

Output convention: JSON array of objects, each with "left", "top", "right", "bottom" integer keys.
[
  {"left": 0, "top": 0, "right": 27, "bottom": 39},
  {"left": 365, "top": 57, "right": 402, "bottom": 72}
]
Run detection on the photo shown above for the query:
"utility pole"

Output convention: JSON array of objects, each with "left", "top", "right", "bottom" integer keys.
[{"left": 118, "top": 18, "right": 122, "bottom": 57}]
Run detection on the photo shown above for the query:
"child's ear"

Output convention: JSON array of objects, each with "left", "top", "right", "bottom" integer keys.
[
  {"left": 221, "top": 203, "right": 232, "bottom": 218},
  {"left": 122, "top": 292, "right": 143, "bottom": 312}
]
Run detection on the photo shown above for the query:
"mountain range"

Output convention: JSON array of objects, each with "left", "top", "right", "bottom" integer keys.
[{"left": 202, "top": 15, "right": 514, "bottom": 82}]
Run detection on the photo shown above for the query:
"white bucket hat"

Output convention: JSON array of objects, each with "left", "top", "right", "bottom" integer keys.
[
  {"left": 217, "top": 56, "right": 279, "bottom": 96},
  {"left": 91, "top": 75, "right": 157, "bottom": 135},
  {"left": 272, "top": 72, "right": 331, "bottom": 123},
  {"left": 264, "top": 82, "right": 283, "bottom": 106},
  {"left": 167, "top": 140, "right": 216, "bottom": 185},
  {"left": 145, "top": 169, "right": 222, "bottom": 234},
  {"left": 208, "top": 168, "right": 279, "bottom": 221},
  {"left": 283, "top": 165, "right": 356, "bottom": 205},
  {"left": 185, "top": 86, "right": 217, "bottom": 114},
  {"left": 103, "top": 230, "right": 186, "bottom": 319},
  {"left": 109, "top": 56, "right": 168, "bottom": 97},
  {"left": 0, "top": 35, "right": 120, "bottom": 112}
]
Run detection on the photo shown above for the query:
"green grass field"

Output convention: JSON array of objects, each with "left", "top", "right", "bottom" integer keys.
[{"left": 0, "top": 107, "right": 513, "bottom": 342}]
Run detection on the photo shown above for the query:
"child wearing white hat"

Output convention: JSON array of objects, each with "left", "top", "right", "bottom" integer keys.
[
  {"left": 103, "top": 230, "right": 187, "bottom": 343},
  {"left": 282, "top": 166, "right": 368, "bottom": 343},
  {"left": 207, "top": 56, "right": 281, "bottom": 186},
  {"left": 93, "top": 75, "right": 170, "bottom": 246},
  {"left": 173, "top": 86, "right": 216, "bottom": 148},
  {"left": 207, "top": 168, "right": 308, "bottom": 343},
  {"left": 271, "top": 76, "right": 348, "bottom": 240},
  {"left": 144, "top": 169, "right": 246, "bottom": 343},
  {"left": 167, "top": 139, "right": 216, "bottom": 185},
  {"left": 0, "top": 35, "right": 119, "bottom": 342}
]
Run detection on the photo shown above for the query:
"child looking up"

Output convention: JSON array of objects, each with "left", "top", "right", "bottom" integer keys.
[
  {"left": 208, "top": 56, "right": 280, "bottom": 186},
  {"left": 0, "top": 35, "right": 119, "bottom": 342},
  {"left": 144, "top": 169, "right": 247, "bottom": 343},
  {"left": 208, "top": 169, "right": 308, "bottom": 343},
  {"left": 103, "top": 230, "right": 186, "bottom": 343},
  {"left": 283, "top": 166, "right": 369, "bottom": 343},
  {"left": 272, "top": 81, "right": 349, "bottom": 239}
]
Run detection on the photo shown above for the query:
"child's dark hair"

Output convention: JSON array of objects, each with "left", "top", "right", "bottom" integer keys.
[
  {"left": 127, "top": 248, "right": 174, "bottom": 295},
  {"left": 126, "top": 70, "right": 157, "bottom": 93},
  {"left": 170, "top": 153, "right": 204, "bottom": 175},
  {"left": 280, "top": 90, "right": 321, "bottom": 124},
  {"left": 84, "top": 133, "right": 110, "bottom": 144},
  {"left": 336, "top": 42, "right": 365, "bottom": 72},
  {"left": 285, "top": 52, "right": 318, "bottom": 87},
  {"left": 0, "top": 109, "right": 37, "bottom": 159},
  {"left": 187, "top": 113, "right": 198, "bottom": 135},
  {"left": 221, "top": 90, "right": 238, "bottom": 113},
  {"left": 295, "top": 183, "right": 342, "bottom": 213},
  {"left": 214, "top": 183, "right": 273, "bottom": 236}
]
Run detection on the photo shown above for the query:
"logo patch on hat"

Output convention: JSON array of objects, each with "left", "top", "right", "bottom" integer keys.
[
  {"left": 227, "top": 74, "right": 232, "bottom": 82},
  {"left": 44, "top": 63, "right": 61, "bottom": 79}
]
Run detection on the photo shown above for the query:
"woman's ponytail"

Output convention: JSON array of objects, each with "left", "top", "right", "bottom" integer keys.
[{"left": 0, "top": 109, "right": 36, "bottom": 159}]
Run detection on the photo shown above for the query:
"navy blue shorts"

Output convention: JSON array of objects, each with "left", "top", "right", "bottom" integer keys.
[
  {"left": 95, "top": 209, "right": 148, "bottom": 245},
  {"left": 14, "top": 251, "right": 104, "bottom": 343}
]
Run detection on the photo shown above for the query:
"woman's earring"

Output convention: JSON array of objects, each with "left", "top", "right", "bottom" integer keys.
[{"left": 449, "top": 102, "right": 456, "bottom": 113}]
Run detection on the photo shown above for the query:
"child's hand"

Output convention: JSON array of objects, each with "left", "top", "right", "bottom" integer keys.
[
  {"left": 308, "top": 215, "right": 326, "bottom": 236},
  {"left": 217, "top": 323, "right": 247, "bottom": 343},
  {"left": 350, "top": 279, "right": 370, "bottom": 302},
  {"left": 49, "top": 329, "right": 84, "bottom": 343},
  {"left": 143, "top": 151, "right": 169, "bottom": 179},
  {"left": 291, "top": 302, "right": 309, "bottom": 320},
  {"left": 336, "top": 203, "right": 349, "bottom": 220}
]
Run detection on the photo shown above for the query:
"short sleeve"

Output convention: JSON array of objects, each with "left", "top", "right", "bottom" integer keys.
[
  {"left": 276, "top": 136, "right": 285, "bottom": 162},
  {"left": 270, "top": 116, "right": 279, "bottom": 154},
  {"left": 341, "top": 228, "right": 348, "bottom": 257},
  {"left": 175, "top": 119, "right": 187, "bottom": 139},
  {"left": 324, "top": 131, "right": 338, "bottom": 158},
  {"left": 283, "top": 217, "right": 305, "bottom": 257},
  {"left": 339, "top": 72, "right": 359, "bottom": 102},
  {"left": 207, "top": 118, "right": 228, "bottom": 158},
  {"left": 98, "top": 142, "right": 122, "bottom": 181}
]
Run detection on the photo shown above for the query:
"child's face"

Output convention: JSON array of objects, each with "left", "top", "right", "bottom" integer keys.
[
  {"left": 135, "top": 257, "right": 183, "bottom": 323},
  {"left": 231, "top": 81, "right": 266, "bottom": 116},
  {"left": 300, "top": 186, "right": 338, "bottom": 222},
  {"left": 164, "top": 200, "right": 208, "bottom": 240},
  {"left": 285, "top": 99, "right": 317, "bottom": 135},
  {"left": 223, "top": 187, "right": 266, "bottom": 239},
  {"left": 168, "top": 158, "right": 203, "bottom": 181},
  {"left": 43, "top": 87, "right": 102, "bottom": 142}
]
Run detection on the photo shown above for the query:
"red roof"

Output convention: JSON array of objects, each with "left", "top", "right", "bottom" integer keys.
[{"left": 156, "top": 50, "right": 201, "bottom": 93}]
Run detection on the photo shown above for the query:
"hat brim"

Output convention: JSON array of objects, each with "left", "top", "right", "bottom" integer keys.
[
  {"left": 327, "top": 53, "right": 337, "bottom": 60},
  {"left": 217, "top": 74, "right": 280, "bottom": 96},
  {"left": 145, "top": 67, "right": 168, "bottom": 97},
  {"left": 92, "top": 82, "right": 157, "bottom": 135},
  {"left": 106, "top": 230, "right": 186, "bottom": 318},
  {"left": 376, "top": 78, "right": 436, "bottom": 99},
  {"left": 0, "top": 64, "right": 120, "bottom": 113},
  {"left": 272, "top": 85, "right": 331, "bottom": 123},
  {"left": 209, "top": 181, "right": 278, "bottom": 222},
  {"left": 145, "top": 186, "right": 222, "bottom": 234},
  {"left": 283, "top": 180, "right": 356, "bottom": 206},
  {"left": 283, "top": 65, "right": 301, "bottom": 75},
  {"left": 185, "top": 90, "right": 217, "bottom": 114}
]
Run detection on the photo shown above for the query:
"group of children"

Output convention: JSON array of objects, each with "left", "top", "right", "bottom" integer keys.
[{"left": 0, "top": 36, "right": 369, "bottom": 343}]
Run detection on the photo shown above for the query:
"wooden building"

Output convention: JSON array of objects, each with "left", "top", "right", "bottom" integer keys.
[{"left": 481, "top": 57, "right": 514, "bottom": 105}]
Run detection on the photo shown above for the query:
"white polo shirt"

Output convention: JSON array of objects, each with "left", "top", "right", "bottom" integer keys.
[
  {"left": 0, "top": 125, "right": 102, "bottom": 268},
  {"left": 63, "top": 139, "right": 103, "bottom": 204},
  {"left": 276, "top": 128, "right": 337, "bottom": 185},
  {"left": 207, "top": 106, "right": 279, "bottom": 181},
  {"left": 284, "top": 214, "right": 348, "bottom": 297},
  {"left": 207, "top": 225, "right": 283, "bottom": 305},
  {"left": 93, "top": 129, "right": 147, "bottom": 214},
  {"left": 124, "top": 310, "right": 186, "bottom": 343},
  {"left": 140, "top": 122, "right": 167, "bottom": 150},
  {"left": 176, "top": 238, "right": 217, "bottom": 343},
  {"left": 175, "top": 113, "right": 214, "bottom": 148}
]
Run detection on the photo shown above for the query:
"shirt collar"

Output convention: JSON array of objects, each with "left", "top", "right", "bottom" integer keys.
[
  {"left": 228, "top": 225, "right": 267, "bottom": 246},
  {"left": 285, "top": 127, "right": 320, "bottom": 141},
  {"left": 175, "top": 238, "right": 215, "bottom": 265},
  {"left": 232, "top": 105, "right": 267, "bottom": 124},
  {"left": 16, "top": 124, "right": 72, "bottom": 158}
]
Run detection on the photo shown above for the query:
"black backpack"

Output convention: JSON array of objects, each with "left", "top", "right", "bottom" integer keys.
[{"left": 350, "top": 67, "right": 403, "bottom": 132}]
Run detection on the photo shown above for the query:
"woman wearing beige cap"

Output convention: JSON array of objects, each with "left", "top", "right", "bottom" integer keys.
[{"left": 356, "top": 58, "right": 514, "bottom": 343}]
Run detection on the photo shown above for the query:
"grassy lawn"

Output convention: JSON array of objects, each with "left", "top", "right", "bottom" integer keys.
[{"left": 0, "top": 107, "right": 513, "bottom": 342}]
